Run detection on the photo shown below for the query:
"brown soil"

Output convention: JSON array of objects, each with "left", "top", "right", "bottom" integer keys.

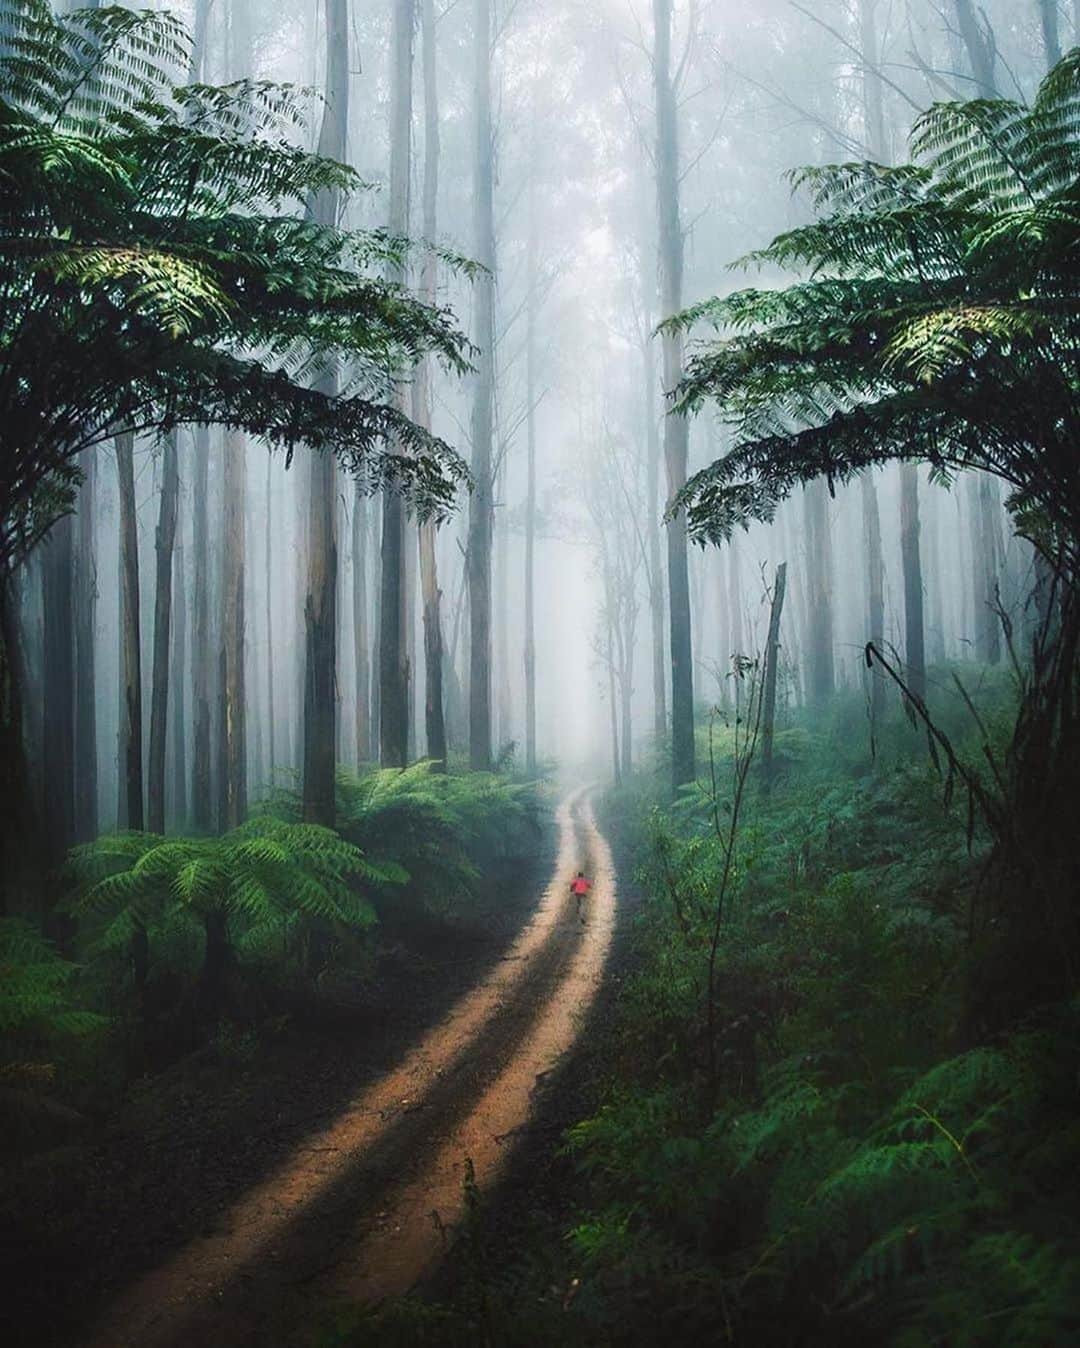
[{"left": 67, "top": 788, "right": 616, "bottom": 1348}]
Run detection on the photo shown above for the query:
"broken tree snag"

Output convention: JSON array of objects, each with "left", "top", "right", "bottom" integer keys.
[{"left": 761, "top": 561, "right": 787, "bottom": 794}]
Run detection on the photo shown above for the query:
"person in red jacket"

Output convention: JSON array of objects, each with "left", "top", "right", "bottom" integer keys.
[{"left": 570, "top": 870, "right": 592, "bottom": 925}]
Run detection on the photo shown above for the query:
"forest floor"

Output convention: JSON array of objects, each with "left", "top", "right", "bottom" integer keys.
[{"left": 5, "top": 787, "right": 619, "bottom": 1348}]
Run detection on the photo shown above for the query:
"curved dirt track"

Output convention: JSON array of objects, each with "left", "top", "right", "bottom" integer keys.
[{"left": 83, "top": 787, "right": 616, "bottom": 1348}]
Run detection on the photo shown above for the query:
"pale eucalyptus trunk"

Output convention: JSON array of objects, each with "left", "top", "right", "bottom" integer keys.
[
  {"left": 116, "top": 431, "right": 143, "bottom": 831},
  {"left": 148, "top": 431, "right": 178, "bottom": 834},
  {"left": 302, "top": 0, "right": 348, "bottom": 824},
  {"left": 74, "top": 447, "right": 97, "bottom": 842},
  {"left": 653, "top": 0, "right": 694, "bottom": 788},
  {"left": 468, "top": 0, "right": 495, "bottom": 771}
]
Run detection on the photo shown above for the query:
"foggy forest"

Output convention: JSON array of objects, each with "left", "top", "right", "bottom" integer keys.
[{"left": 3, "top": 0, "right": 1080, "bottom": 1343}]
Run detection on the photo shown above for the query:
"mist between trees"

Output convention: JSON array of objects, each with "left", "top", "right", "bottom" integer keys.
[{"left": 12, "top": 0, "right": 1055, "bottom": 861}]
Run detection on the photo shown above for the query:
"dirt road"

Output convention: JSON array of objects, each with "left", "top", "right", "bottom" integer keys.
[{"left": 82, "top": 787, "right": 616, "bottom": 1347}]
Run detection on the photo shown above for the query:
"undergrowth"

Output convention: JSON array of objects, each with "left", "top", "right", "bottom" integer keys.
[{"left": 336, "top": 676, "right": 1080, "bottom": 1347}]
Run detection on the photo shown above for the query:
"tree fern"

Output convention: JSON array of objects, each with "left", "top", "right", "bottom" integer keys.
[
  {"left": 0, "top": 0, "right": 474, "bottom": 576},
  {"left": 668, "top": 51, "right": 1080, "bottom": 578}
]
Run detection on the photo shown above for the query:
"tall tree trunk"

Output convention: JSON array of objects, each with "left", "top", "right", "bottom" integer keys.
[
  {"left": 302, "top": 0, "right": 348, "bottom": 824},
  {"left": 495, "top": 488, "right": 511, "bottom": 752},
  {"left": 415, "top": 0, "right": 446, "bottom": 770},
  {"left": 644, "top": 328, "right": 667, "bottom": 743},
  {"left": 147, "top": 432, "right": 178, "bottom": 835},
  {"left": 264, "top": 453, "right": 276, "bottom": 781},
  {"left": 524, "top": 219, "right": 538, "bottom": 775},
  {"left": 953, "top": 0, "right": 999, "bottom": 96},
  {"left": 116, "top": 431, "right": 143, "bottom": 830},
  {"left": 728, "top": 536, "right": 743, "bottom": 658},
  {"left": 653, "top": 0, "right": 694, "bottom": 788},
  {"left": 468, "top": 0, "right": 495, "bottom": 771},
  {"left": 42, "top": 514, "right": 75, "bottom": 854},
  {"left": 1039, "top": 0, "right": 1062, "bottom": 68},
  {"left": 900, "top": 463, "right": 927, "bottom": 703},
  {"left": 171, "top": 536, "right": 187, "bottom": 828},
  {"left": 191, "top": 426, "right": 212, "bottom": 831},
  {"left": 971, "top": 473, "right": 1003, "bottom": 665},
  {"left": 761, "top": 562, "right": 787, "bottom": 793},
  {"left": 861, "top": 471, "right": 886, "bottom": 731},
  {"left": 221, "top": 432, "right": 246, "bottom": 829},
  {"left": 74, "top": 448, "right": 97, "bottom": 843},
  {"left": 803, "top": 479, "right": 834, "bottom": 707},
  {"left": 379, "top": 0, "right": 416, "bottom": 769},
  {"left": 0, "top": 578, "right": 38, "bottom": 907},
  {"left": 352, "top": 486, "right": 371, "bottom": 764}
]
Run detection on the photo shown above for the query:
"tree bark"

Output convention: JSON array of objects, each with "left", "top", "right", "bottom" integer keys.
[
  {"left": 644, "top": 325, "right": 667, "bottom": 744},
  {"left": 761, "top": 562, "right": 787, "bottom": 793},
  {"left": 42, "top": 513, "right": 75, "bottom": 853},
  {"left": 953, "top": 0, "right": 999, "bottom": 97},
  {"left": 1039, "top": 0, "right": 1062, "bottom": 69},
  {"left": 415, "top": 0, "right": 448, "bottom": 782},
  {"left": 803, "top": 479, "right": 834, "bottom": 707},
  {"left": 971, "top": 473, "right": 1002, "bottom": 665},
  {"left": 468, "top": 0, "right": 495, "bottom": 771},
  {"left": 264, "top": 453, "right": 276, "bottom": 782},
  {"left": 653, "top": 0, "right": 694, "bottom": 789},
  {"left": 220, "top": 432, "right": 246, "bottom": 829},
  {"left": 171, "top": 536, "right": 187, "bottom": 828},
  {"left": 352, "top": 486, "right": 371, "bottom": 764},
  {"left": 900, "top": 463, "right": 927, "bottom": 703},
  {"left": 524, "top": 235, "right": 538, "bottom": 776},
  {"left": 116, "top": 431, "right": 143, "bottom": 830},
  {"left": 379, "top": 0, "right": 416, "bottom": 769},
  {"left": 74, "top": 447, "right": 97, "bottom": 843},
  {"left": 861, "top": 471, "right": 886, "bottom": 731},
  {"left": 302, "top": 0, "right": 348, "bottom": 824},
  {"left": 191, "top": 425, "right": 212, "bottom": 832},
  {"left": 148, "top": 432, "right": 178, "bottom": 835}
]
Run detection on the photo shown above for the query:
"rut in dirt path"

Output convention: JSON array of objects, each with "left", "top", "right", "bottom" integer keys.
[{"left": 83, "top": 788, "right": 617, "bottom": 1348}]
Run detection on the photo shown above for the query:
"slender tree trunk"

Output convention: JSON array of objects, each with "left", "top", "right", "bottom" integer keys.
[
  {"left": 1039, "top": 0, "right": 1062, "bottom": 68},
  {"left": 803, "top": 479, "right": 834, "bottom": 707},
  {"left": 221, "top": 433, "right": 246, "bottom": 829},
  {"left": 644, "top": 330, "right": 667, "bottom": 743},
  {"left": 524, "top": 238, "right": 538, "bottom": 775},
  {"left": 606, "top": 608, "right": 620, "bottom": 788},
  {"left": 0, "top": 578, "right": 38, "bottom": 907},
  {"left": 761, "top": 562, "right": 787, "bottom": 793},
  {"left": 147, "top": 432, "right": 178, "bottom": 834},
  {"left": 414, "top": 5, "right": 448, "bottom": 783},
  {"left": 379, "top": 0, "right": 416, "bottom": 769},
  {"left": 352, "top": 486, "right": 371, "bottom": 764},
  {"left": 728, "top": 536, "right": 743, "bottom": 657},
  {"left": 495, "top": 489, "right": 511, "bottom": 752},
  {"left": 861, "top": 471, "right": 886, "bottom": 730},
  {"left": 171, "top": 536, "right": 187, "bottom": 828},
  {"left": 953, "top": 0, "right": 999, "bottom": 96},
  {"left": 191, "top": 427, "right": 212, "bottom": 831},
  {"left": 264, "top": 453, "right": 276, "bottom": 782},
  {"left": 653, "top": 0, "right": 694, "bottom": 788},
  {"left": 74, "top": 448, "right": 97, "bottom": 843},
  {"left": 900, "top": 463, "right": 927, "bottom": 703},
  {"left": 971, "top": 473, "right": 1003, "bottom": 665},
  {"left": 468, "top": 0, "right": 495, "bottom": 771},
  {"left": 42, "top": 514, "right": 75, "bottom": 854},
  {"left": 116, "top": 432, "right": 144, "bottom": 830},
  {"left": 303, "top": 0, "right": 348, "bottom": 823}
]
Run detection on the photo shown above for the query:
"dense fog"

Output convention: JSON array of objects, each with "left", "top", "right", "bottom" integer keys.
[{"left": 18, "top": 0, "right": 1055, "bottom": 834}]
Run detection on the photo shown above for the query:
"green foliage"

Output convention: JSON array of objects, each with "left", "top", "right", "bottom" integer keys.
[
  {"left": 263, "top": 762, "right": 542, "bottom": 916},
  {"left": 668, "top": 52, "right": 1080, "bottom": 574},
  {"left": 542, "top": 688, "right": 1080, "bottom": 1346},
  {"left": 0, "top": 0, "right": 472, "bottom": 574},
  {"left": 0, "top": 917, "right": 103, "bottom": 1043}
]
